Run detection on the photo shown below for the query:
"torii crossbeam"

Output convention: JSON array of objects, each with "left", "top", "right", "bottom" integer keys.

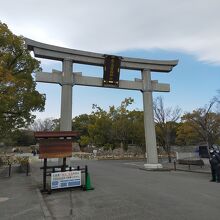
[{"left": 25, "top": 38, "right": 178, "bottom": 169}]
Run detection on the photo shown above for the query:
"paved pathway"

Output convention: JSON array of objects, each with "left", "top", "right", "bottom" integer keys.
[
  {"left": 32, "top": 159, "right": 219, "bottom": 220},
  {"left": 0, "top": 166, "right": 44, "bottom": 220},
  {"left": 0, "top": 159, "right": 219, "bottom": 220}
]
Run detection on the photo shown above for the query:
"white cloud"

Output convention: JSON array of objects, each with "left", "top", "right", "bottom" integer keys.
[{"left": 1, "top": 0, "right": 220, "bottom": 63}]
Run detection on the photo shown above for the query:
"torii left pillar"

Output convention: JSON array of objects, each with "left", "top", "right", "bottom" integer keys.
[
  {"left": 59, "top": 58, "right": 73, "bottom": 166},
  {"left": 142, "top": 69, "right": 162, "bottom": 169},
  {"left": 60, "top": 59, "right": 73, "bottom": 131}
]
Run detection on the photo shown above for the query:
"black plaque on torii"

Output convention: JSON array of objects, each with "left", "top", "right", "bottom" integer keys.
[{"left": 103, "top": 55, "right": 121, "bottom": 87}]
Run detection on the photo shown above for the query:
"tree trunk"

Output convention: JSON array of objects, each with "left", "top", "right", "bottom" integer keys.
[
  {"left": 168, "top": 152, "right": 172, "bottom": 163},
  {"left": 167, "top": 145, "right": 172, "bottom": 163}
]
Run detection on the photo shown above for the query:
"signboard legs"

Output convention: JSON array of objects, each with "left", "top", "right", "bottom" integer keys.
[{"left": 43, "top": 158, "right": 47, "bottom": 192}]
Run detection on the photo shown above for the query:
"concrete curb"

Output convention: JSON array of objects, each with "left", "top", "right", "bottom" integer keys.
[
  {"left": 124, "top": 162, "right": 172, "bottom": 171},
  {"left": 36, "top": 189, "right": 53, "bottom": 220},
  {"left": 140, "top": 166, "right": 210, "bottom": 174},
  {"left": 139, "top": 167, "right": 172, "bottom": 171},
  {"left": 173, "top": 168, "right": 210, "bottom": 174},
  {"left": 124, "top": 162, "right": 211, "bottom": 174}
]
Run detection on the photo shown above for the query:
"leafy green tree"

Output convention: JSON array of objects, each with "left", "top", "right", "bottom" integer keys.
[
  {"left": 127, "top": 110, "right": 145, "bottom": 150},
  {"left": 14, "top": 129, "right": 36, "bottom": 146},
  {"left": 176, "top": 122, "right": 201, "bottom": 146},
  {"left": 0, "top": 22, "right": 45, "bottom": 140},
  {"left": 88, "top": 106, "right": 114, "bottom": 149},
  {"left": 110, "top": 98, "right": 134, "bottom": 150},
  {"left": 72, "top": 114, "right": 95, "bottom": 148},
  {"left": 72, "top": 98, "right": 140, "bottom": 151},
  {"left": 79, "top": 135, "right": 90, "bottom": 147},
  {"left": 73, "top": 97, "right": 188, "bottom": 156},
  {"left": 72, "top": 114, "right": 94, "bottom": 136}
]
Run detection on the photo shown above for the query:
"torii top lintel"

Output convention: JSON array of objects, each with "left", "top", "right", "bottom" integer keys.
[{"left": 25, "top": 38, "right": 178, "bottom": 73}]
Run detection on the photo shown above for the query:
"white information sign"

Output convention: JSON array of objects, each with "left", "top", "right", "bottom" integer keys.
[{"left": 51, "top": 170, "right": 81, "bottom": 189}]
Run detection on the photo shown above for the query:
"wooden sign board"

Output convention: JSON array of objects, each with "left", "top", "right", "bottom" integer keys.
[
  {"left": 39, "top": 139, "right": 72, "bottom": 159},
  {"left": 34, "top": 131, "right": 79, "bottom": 138},
  {"left": 103, "top": 55, "right": 121, "bottom": 87}
]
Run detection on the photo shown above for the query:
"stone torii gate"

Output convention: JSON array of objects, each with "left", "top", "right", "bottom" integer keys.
[{"left": 25, "top": 38, "right": 178, "bottom": 169}]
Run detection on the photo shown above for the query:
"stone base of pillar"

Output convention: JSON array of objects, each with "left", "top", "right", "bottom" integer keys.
[{"left": 144, "top": 163, "right": 163, "bottom": 170}]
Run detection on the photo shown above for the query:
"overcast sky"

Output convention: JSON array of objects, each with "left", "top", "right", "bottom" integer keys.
[
  {"left": 1, "top": 0, "right": 220, "bottom": 63},
  {"left": 1, "top": 0, "right": 220, "bottom": 119}
]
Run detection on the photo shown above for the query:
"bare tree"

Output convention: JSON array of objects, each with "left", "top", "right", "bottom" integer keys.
[
  {"left": 29, "top": 118, "right": 56, "bottom": 131},
  {"left": 153, "top": 96, "right": 181, "bottom": 162},
  {"left": 215, "top": 89, "right": 220, "bottom": 113},
  {"left": 181, "top": 97, "right": 220, "bottom": 148}
]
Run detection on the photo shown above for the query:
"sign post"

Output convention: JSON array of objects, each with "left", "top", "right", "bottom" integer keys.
[{"left": 34, "top": 131, "right": 79, "bottom": 192}]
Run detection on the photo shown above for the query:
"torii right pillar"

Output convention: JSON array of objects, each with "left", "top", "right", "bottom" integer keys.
[{"left": 142, "top": 69, "right": 162, "bottom": 169}]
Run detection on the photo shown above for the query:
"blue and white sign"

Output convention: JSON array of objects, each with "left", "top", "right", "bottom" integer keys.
[{"left": 51, "top": 170, "right": 81, "bottom": 189}]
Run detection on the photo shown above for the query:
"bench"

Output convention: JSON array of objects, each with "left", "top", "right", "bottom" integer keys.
[{"left": 177, "top": 159, "right": 204, "bottom": 170}]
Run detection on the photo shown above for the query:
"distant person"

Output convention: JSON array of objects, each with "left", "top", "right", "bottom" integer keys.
[
  {"left": 32, "top": 149, "right": 36, "bottom": 156},
  {"left": 209, "top": 148, "right": 220, "bottom": 183}
]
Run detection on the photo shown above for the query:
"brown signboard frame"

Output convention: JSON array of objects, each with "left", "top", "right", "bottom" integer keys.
[
  {"left": 38, "top": 139, "right": 72, "bottom": 159},
  {"left": 34, "top": 131, "right": 79, "bottom": 159},
  {"left": 103, "top": 55, "right": 121, "bottom": 87}
]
